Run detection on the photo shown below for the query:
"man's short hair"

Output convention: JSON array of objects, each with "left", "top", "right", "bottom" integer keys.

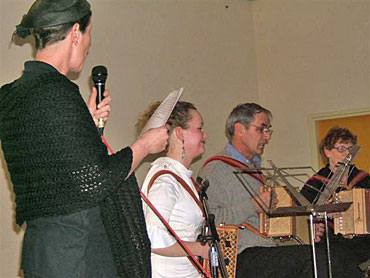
[{"left": 226, "top": 103, "right": 272, "bottom": 140}]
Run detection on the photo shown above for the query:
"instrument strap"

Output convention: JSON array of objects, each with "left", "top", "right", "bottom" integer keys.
[
  {"left": 147, "top": 170, "right": 205, "bottom": 217},
  {"left": 307, "top": 175, "right": 329, "bottom": 186},
  {"left": 348, "top": 170, "right": 369, "bottom": 188},
  {"left": 101, "top": 135, "right": 212, "bottom": 278},
  {"left": 309, "top": 169, "right": 368, "bottom": 190},
  {"left": 239, "top": 221, "right": 269, "bottom": 239},
  {"left": 202, "top": 155, "right": 266, "bottom": 184},
  {"left": 202, "top": 155, "right": 269, "bottom": 239}
]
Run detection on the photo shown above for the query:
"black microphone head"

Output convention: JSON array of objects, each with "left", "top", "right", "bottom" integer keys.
[
  {"left": 92, "top": 65, "right": 108, "bottom": 83},
  {"left": 197, "top": 177, "right": 209, "bottom": 191},
  {"left": 203, "top": 178, "right": 209, "bottom": 189}
]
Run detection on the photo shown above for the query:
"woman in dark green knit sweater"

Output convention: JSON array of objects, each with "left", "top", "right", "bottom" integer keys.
[{"left": 0, "top": 0, "right": 169, "bottom": 277}]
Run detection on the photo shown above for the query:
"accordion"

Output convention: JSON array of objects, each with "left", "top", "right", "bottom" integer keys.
[
  {"left": 259, "top": 186, "right": 296, "bottom": 238},
  {"left": 203, "top": 225, "right": 239, "bottom": 278},
  {"left": 334, "top": 188, "right": 370, "bottom": 236}
]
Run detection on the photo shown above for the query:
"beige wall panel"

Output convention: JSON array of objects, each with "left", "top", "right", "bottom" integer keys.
[
  {"left": 1, "top": 0, "right": 369, "bottom": 276},
  {"left": 0, "top": 1, "right": 256, "bottom": 277},
  {"left": 252, "top": 0, "right": 369, "bottom": 172}
]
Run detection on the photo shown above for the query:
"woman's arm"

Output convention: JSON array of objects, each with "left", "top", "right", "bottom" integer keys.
[
  {"left": 152, "top": 241, "right": 209, "bottom": 259},
  {"left": 129, "top": 126, "right": 168, "bottom": 177}
]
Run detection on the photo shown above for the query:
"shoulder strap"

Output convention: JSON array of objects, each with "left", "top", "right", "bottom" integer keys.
[
  {"left": 307, "top": 174, "right": 329, "bottom": 185},
  {"left": 239, "top": 221, "right": 269, "bottom": 239},
  {"left": 202, "top": 155, "right": 265, "bottom": 184},
  {"left": 202, "top": 156, "right": 270, "bottom": 239},
  {"left": 348, "top": 170, "right": 369, "bottom": 188},
  {"left": 147, "top": 170, "right": 205, "bottom": 217}
]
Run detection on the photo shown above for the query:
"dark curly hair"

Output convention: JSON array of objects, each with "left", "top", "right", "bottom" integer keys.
[{"left": 319, "top": 127, "right": 357, "bottom": 164}]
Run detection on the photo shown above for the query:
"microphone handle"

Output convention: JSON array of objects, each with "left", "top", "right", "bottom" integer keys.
[{"left": 95, "top": 82, "right": 105, "bottom": 135}]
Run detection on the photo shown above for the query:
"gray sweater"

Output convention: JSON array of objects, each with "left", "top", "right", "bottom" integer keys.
[{"left": 199, "top": 147, "right": 275, "bottom": 253}]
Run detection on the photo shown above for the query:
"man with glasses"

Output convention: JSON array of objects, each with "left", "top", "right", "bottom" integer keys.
[{"left": 199, "top": 104, "right": 362, "bottom": 277}]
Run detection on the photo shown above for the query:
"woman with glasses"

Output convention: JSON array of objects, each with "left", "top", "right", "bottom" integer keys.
[
  {"left": 301, "top": 127, "right": 370, "bottom": 274},
  {"left": 301, "top": 127, "right": 369, "bottom": 204}
]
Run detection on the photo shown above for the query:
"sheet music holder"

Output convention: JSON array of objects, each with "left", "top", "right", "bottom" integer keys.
[
  {"left": 268, "top": 202, "right": 352, "bottom": 217},
  {"left": 315, "top": 145, "right": 360, "bottom": 205},
  {"left": 233, "top": 161, "right": 353, "bottom": 217},
  {"left": 233, "top": 161, "right": 354, "bottom": 278}
]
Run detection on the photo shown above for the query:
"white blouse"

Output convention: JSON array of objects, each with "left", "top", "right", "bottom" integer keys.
[{"left": 141, "top": 157, "right": 204, "bottom": 278}]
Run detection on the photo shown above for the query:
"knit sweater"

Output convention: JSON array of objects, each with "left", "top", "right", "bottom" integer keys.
[
  {"left": 0, "top": 68, "right": 150, "bottom": 277},
  {"left": 198, "top": 147, "right": 275, "bottom": 253}
]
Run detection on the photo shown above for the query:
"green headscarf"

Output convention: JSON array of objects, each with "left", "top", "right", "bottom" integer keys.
[{"left": 15, "top": 0, "right": 91, "bottom": 38}]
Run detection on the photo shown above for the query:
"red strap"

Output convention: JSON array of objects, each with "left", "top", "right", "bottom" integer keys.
[
  {"left": 308, "top": 170, "right": 368, "bottom": 190},
  {"left": 202, "top": 155, "right": 266, "bottom": 184},
  {"left": 307, "top": 174, "right": 329, "bottom": 185},
  {"left": 101, "top": 137, "right": 212, "bottom": 278},
  {"left": 239, "top": 221, "right": 268, "bottom": 239},
  {"left": 202, "top": 155, "right": 270, "bottom": 239},
  {"left": 147, "top": 170, "right": 205, "bottom": 217},
  {"left": 348, "top": 170, "right": 369, "bottom": 188}
]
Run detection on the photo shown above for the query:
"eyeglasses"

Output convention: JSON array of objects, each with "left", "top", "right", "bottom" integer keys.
[
  {"left": 332, "top": 145, "right": 352, "bottom": 153},
  {"left": 248, "top": 123, "right": 273, "bottom": 136}
]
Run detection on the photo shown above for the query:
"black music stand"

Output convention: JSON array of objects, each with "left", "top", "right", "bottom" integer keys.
[{"left": 233, "top": 166, "right": 352, "bottom": 278}]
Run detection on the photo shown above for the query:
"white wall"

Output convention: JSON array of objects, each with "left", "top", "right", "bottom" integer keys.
[
  {"left": 1, "top": 0, "right": 369, "bottom": 277},
  {"left": 0, "top": 1, "right": 257, "bottom": 277},
  {"left": 252, "top": 0, "right": 369, "bottom": 169}
]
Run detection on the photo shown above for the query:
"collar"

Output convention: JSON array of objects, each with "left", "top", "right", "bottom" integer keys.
[
  {"left": 225, "top": 142, "right": 261, "bottom": 167},
  {"left": 151, "top": 157, "right": 193, "bottom": 178},
  {"left": 24, "top": 60, "right": 59, "bottom": 75}
]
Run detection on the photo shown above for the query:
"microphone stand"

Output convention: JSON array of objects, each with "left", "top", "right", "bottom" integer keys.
[{"left": 197, "top": 178, "right": 229, "bottom": 278}]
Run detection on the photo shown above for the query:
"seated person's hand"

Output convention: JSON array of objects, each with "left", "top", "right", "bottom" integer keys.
[
  {"left": 198, "top": 243, "right": 210, "bottom": 260},
  {"left": 328, "top": 212, "right": 342, "bottom": 218},
  {"left": 253, "top": 191, "right": 275, "bottom": 214},
  {"left": 326, "top": 197, "right": 342, "bottom": 218},
  {"left": 314, "top": 223, "right": 325, "bottom": 243}
]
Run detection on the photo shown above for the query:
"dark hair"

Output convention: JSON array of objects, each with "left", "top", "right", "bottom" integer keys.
[
  {"left": 136, "top": 101, "right": 197, "bottom": 136},
  {"left": 319, "top": 127, "right": 357, "bottom": 164},
  {"left": 226, "top": 103, "right": 272, "bottom": 140},
  {"left": 33, "top": 11, "right": 91, "bottom": 50}
]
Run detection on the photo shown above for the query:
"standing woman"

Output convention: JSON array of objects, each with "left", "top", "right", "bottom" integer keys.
[
  {"left": 138, "top": 101, "right": 210, "bottom": 278},
  {"left": 0, "top": 1, "right": 168, "bottom": 277}
]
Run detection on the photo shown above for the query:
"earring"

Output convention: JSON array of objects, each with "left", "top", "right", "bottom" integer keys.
[{"left": 182, "top": 141, "right": 186, "bottom": 160}]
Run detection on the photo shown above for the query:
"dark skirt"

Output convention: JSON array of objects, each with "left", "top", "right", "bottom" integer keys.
[
  {"left": 22, "top": 207, "right": 117, "bottom": 278},
  {"left": 236, "top": 244, "right": 363, "bottom": 278}
]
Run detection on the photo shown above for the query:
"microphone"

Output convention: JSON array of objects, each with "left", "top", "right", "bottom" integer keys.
[
  {"left": 92, "top": 65, "right": 108, "bottom": 135},
  {"left": 196, "top": 177, "right": 209, "bottom": 191},
  {"left": 209, "top": 243, "right": 219, "bottom": 278}
]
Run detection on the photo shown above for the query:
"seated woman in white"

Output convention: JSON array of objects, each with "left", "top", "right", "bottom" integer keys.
[{"left": 139, "top": 101, "right": 209, "bottom": 278}]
